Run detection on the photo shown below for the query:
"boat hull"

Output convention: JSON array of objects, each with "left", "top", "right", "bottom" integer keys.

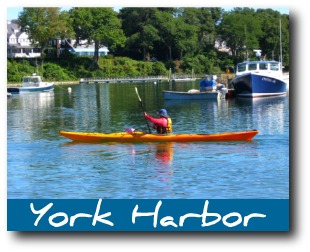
[
  {"left": 7, "top": 84, "right": 54, "bottom": 93},
  {"left": 171, "top": 78, "right": 196, "bottom": 82},
  {"left": 163, "top": 90, "right": 218, "bottom": 100},
  {"left": 231, "top": 73, "right": 286, "bottom": 98},
  {"left": 58, "top": 130, "right": 259, "bottom": 143}
]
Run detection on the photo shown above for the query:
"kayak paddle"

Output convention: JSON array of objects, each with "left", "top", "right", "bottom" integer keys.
[{"left": 135, "top": 87, "right": 151, "bottom": 133}]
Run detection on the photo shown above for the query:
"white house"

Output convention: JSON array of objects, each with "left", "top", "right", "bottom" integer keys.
[
  {"left": 7, "top": 21, "right": 41, "bottom": 58},
  {"left": 7, "top": 21, "right": 109, "bottom": 59},
  {"left": 214, "top": 36, "right": 231, "bottom": 54},
  {"left": 64, "top": 39, "right": 109, "bottom": 56}
]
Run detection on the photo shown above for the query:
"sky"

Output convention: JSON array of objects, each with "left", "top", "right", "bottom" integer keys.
[{"left": 7, "top": 6, "right": 289, "bottom": 21}]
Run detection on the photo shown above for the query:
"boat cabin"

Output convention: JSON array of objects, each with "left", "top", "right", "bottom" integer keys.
[
  {"left": 22, "top": 74, "right": 43, "bottom": 87},
  {"left": 236, "top": 61, "right": 282, "bottom": 78}
]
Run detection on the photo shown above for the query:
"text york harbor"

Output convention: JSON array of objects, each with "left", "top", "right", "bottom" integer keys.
[{"left": 30, "top": 199, "right": 266, "bottom": 229}]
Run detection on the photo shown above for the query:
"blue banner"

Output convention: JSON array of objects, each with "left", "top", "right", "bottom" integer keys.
[{"left": 7, "top": 199, "right": 289, "bottom": 231}]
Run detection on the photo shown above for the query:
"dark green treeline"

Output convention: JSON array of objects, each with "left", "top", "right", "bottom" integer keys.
[{"left": 8, "top": 7, "right": 289, "bottom": 83}]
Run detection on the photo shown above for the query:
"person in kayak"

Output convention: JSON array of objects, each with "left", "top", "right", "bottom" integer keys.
[{"left": 144, "top": 108, "right": 172, "bottom": 134}]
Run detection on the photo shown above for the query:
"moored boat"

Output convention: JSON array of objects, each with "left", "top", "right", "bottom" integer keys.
[
  {"left": 58, "top": 129, "right": 259, "bottom": 143},
  {"left": 231, "top": 45, "right": 287, "bottom": 98},
  {"left": 162, "top": 89, "right": 219, "bottom": 100},
  {"left": 230, "top": 59, "right": 287, "bottom": 98},
  {"left": 171, "top": 77, "right": 196, "bottom": 82},
  {"left": 163, "top": 74, "right": 228, "bottom": 100},
  {"left": 7, "top": 73, "right": 54, "bottom": 93}
]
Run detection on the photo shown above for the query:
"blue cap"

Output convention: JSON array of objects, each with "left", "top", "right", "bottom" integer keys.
[{"left": 158, "top": 109, "right": 169, "bottom": 118}]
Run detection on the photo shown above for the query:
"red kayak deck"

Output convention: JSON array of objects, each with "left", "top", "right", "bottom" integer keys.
[{"left": 58, "top": 130, "right": 258, "bottom": 143}]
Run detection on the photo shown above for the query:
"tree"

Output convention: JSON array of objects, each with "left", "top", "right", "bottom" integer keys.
[
  {"left": 154, "top": 9, "right": 178, "bottom": 61},
  {"left": 119, "top": 8, "right": 159, "bottom": 60},
  {"left": 174, "top": 18, "right": 198, "bottom": 59},
  {"left": 219, "top": 8, "right": 262, "bottom": 59},
  {"left": 70, "top": 7, "right": 126, "bottom": 67},
  {"left": 176, "top": 8, "right": 223, "bottom": 57},
  {"left": 18, "top": 8, "right": 73, "bottom": 70},
  {"left": 256, "top": 9, "right": 289, "bottom": 66}
]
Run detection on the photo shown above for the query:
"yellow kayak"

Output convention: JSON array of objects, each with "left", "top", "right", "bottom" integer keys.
[{"left": 58, "top": 130, "right": 258, "bottom": 143}]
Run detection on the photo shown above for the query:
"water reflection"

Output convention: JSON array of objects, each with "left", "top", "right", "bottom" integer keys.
[
  {"left": 153, "top": 143, "right": 174, "bottom": 183},
  {"left": 235, "top": 96, "right": 288, "bottom": 135},
  {"left": 7, "top": 91, "right": 55, "bottom": 109},
  {"left": 164, "top": 99, "right": 220, "bottom": 133},
  {"left": 127, "top": 143, "right": 174, "bottom": 182},
  {"left": 235, "top": 95, "right": 287, "bottom": 107},
  {"left": 60, "top": 141, "right": 174, "bottom": 181},
  {"left": 155, "top": 143, "right": 173, "bottom": 164},
  {"left": 7, "top": 92, "right": 56, "bottom": 141}
]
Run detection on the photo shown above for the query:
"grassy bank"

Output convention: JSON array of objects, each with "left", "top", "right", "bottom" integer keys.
[
  {"left": 7, "top": 51, "right": 232, "bottom": 85},
  {"left": 7, "top": 54, "right": 169, "bottom": 84}
]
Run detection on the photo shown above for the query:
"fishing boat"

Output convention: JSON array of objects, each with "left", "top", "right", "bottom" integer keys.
[
  {"left": 7, "top": 73, "right": 54, "bottom": 93},
  {"left": 230, "top": 59, "right": 287, "bottom": 98},
  {"left": 58, "top": 129, "right": 258, "bottom": 143},
  {"left": 231, "top": 19, "right": 288, "bottom": 98},
  {"left": 163, "top": 75, "right": 228, "bottom": 100}
]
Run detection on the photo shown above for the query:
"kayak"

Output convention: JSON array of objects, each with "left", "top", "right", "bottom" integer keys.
[{"left": 58, "top": 129, "right": 258, "bottom": 143}]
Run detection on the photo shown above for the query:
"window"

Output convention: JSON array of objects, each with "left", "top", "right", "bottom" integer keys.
[
  {"left": 248, "top": 63, "right": 257, "bottom": 70},
  {"left": 270, "top": 63, "right": 279, "bottom": 71},
  {"left": 259, "top": 63, "right": 268, "bottom": 70},
  {"left": 237, "top": 63, "right": 246, "bottom": 72},
  {"left": 32, "top": 77, "right": 39, "bottom": 83}
]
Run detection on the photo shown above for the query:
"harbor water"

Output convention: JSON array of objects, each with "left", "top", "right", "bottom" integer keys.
[{"left": 7, "top": 81, "right": 289, "bottom": 199}]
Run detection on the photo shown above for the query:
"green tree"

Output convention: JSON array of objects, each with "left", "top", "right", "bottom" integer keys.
[
  {"left": 70, "top": 7, "right": 126, "bottom": 67},
  {"left": 154, "top": 9, "right": 178, "bottom": 61},
  {"left": 219, "top": 8, "right": 262, "bottom": 59},
  {"left": 256, "top": 9, "right": 289, "bottom": 66},
  {"left": 119, "top": 8, "right": 159, "bottom": 60},
  {"left": 197, "top": 8, "right": 223, "bottom": 53},
  {"left": 174, "top": 14, "right": 198, "bottom": 59},
  {"left": 219, "top": 8, "right": 289, "bottom": 67},
  {"left": 18, "top": 8, "right": 73, "bottom": 69}
]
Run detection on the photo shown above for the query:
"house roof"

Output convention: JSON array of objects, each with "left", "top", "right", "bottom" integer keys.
[
  {"left": 65, "top": 39, "right": 109, "bottom": 53},
  {"left": 70, "top": 45, "right": 109, "bottom": 52},
  {"left": 7, "top": 22, "right": 20, "bottom": 35}
]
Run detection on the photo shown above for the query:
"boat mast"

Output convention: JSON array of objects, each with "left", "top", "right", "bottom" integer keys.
[
  {"left": 244, "top": 25, "right": 249, "bottom": 61},
  {"left": 279, "top": 18, "right": 283, "bottom": 68},
  {"left": 168, "top": 68, "right": 172, "bottom": 82}
]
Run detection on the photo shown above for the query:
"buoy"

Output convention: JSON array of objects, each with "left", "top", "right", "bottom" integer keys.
[
  {"left": 68, "top": 87, "right": 72, "bottom": 92},
  {"left": 154, "top": 81, "right": 157, "bottom": 84}
]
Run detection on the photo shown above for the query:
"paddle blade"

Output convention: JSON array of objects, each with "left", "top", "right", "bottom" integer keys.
[{"left": 135, "top": 87, "right": 141, "bottom": 101}]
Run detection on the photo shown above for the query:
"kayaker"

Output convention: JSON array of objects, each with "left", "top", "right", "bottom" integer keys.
[{"left": 144, "top": 109, "right": 172, "bottom": 134}]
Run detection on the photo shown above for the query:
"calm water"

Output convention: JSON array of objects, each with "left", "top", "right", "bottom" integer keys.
[{"left": 7, "top": 81, "right": 289, "bottom": 199}]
